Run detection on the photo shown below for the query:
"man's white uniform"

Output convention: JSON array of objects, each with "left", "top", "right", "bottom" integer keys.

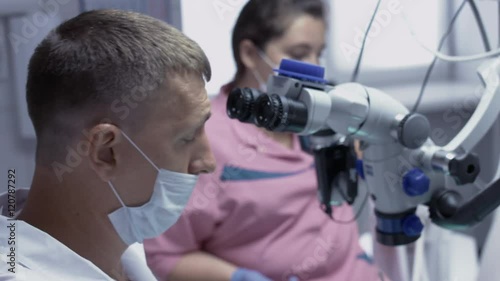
[{"left": 0, "top": 189, "right": 156, "bottom": 281}]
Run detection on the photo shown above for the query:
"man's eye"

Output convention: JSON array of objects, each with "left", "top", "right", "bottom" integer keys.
[
  {"left": 183, "top": 135, "right": 196, "bottom": 144},
  {"left": 183, "top": 126, "right": 204, "bottom": 144}
]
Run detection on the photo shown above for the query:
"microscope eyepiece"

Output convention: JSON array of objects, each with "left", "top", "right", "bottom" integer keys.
[
  {"left": 254, "top": 94, "right": 308, "bottom": 133},
  {"left": 226, "top": 85, "right": 309, "bottom": 133},
  {"left": 226, "top": 87, "right": 262, "bottom": 123},
  {"left": 254, "top": 94, "right": 280, "bottom": 129}
]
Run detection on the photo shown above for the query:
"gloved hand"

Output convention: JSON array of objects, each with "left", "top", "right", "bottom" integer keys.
[{"left": 230, "top": 268, "right": 273, "bottom": 281}]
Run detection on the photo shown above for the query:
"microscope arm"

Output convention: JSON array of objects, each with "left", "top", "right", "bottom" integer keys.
[
  {"left": 430, "top": 177, "right": 500, "bottom": 229},
  {"left": 444, "top": 59, "right": 500, "bottom": 154},
  {"left": 413, "top": 58, "right": 500, "bottom": 187},
  {"left": 428, "top": 58, "right": 500, "bottom": 229}
]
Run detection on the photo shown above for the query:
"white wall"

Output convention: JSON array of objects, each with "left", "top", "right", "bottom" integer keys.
[
  {"left": 326, "top": 0, "right": 445, "bottom": 84},
  {"left": 181, "top": 0, "right": 248, "bottom": 96}
]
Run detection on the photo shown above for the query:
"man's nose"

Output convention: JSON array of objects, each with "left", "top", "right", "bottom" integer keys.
[
  {"left": 200, "top": 149, "right": 216, "bottom": 174},
  {"left": 189, "top": 139, "right": 216, "bottom": 175}
]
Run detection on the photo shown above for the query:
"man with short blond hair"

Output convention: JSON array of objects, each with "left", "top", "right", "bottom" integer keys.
[{"left": 0, "top": 9, "right": 216, "bottom": 280}]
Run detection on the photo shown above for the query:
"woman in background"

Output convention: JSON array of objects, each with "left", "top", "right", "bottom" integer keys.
[{"left": 145, "top": 1, "right": 385, "bottom": 280}]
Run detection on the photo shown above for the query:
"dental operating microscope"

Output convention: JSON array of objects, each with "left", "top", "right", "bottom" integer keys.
[{"left": 226, "top": 58, "right": 500, "bottom": 246}]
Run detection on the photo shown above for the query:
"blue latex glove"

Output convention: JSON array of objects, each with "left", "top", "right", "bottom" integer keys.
[{"left": 230, "top": 268, "right": 273, "bottom": 281}]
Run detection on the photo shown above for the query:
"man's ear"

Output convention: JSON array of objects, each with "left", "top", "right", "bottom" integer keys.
[
  {"left": 239, "top": 39, "right": 259, "bottom": 70},
  {"left": 87, "top": 124, "right": 122, "bottom": 182}
]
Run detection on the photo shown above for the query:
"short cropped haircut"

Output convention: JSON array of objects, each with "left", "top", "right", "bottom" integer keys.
[
  {"left": 26, "top": 9, "right": 211, "bottom": 162},
  {"left": 232, "top": 0, "right": 325, "bottom": 81}
]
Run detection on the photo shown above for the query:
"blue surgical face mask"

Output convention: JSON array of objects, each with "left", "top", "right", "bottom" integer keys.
[
  {"left": 107, "top": 131, "right": 198, "bottom": 245},
  {"left": 251, "top": 50, "right": 279, "bottom": 93}
]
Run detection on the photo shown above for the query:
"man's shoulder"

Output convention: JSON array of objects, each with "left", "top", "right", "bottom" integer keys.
[
  {"left": 0, "top": 217, "right": 117, "bottom": 281},
  {"left": 0, "top": 256, "right": 50, "bottom": 281},
  {"left": 0, "top": 267, "right": 107, "bottom": 281}
]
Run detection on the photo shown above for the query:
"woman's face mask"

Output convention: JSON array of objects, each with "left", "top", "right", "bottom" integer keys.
[
  {"left": 249, "top": 15, "right": 327, "bottom": 91},
  {"left": 250, "top": 50, "right": 279, "bottom": 93}
]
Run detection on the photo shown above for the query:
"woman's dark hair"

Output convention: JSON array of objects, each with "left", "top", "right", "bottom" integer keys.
[{"left": 232, "top": 0, "right": 326, "bottom": 81}]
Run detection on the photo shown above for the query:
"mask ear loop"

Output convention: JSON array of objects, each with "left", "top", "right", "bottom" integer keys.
[
  {"left": 108, "top": 181, "right": 126, "bottom": 207},
  {"left": 120, "top": 131, "right": 160, "bottom": 172},
  {"left": 106, "top": 130, "right": 158, "bottom": 204},
  {"left": 257, "top": 49, "right": 279, "bottom": 71},
  {"left": 250, "top": 68, "right": 268, "bottom": 92},
  {"left": 253, "top": 50, "right": 279, "bottom": 93}
]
